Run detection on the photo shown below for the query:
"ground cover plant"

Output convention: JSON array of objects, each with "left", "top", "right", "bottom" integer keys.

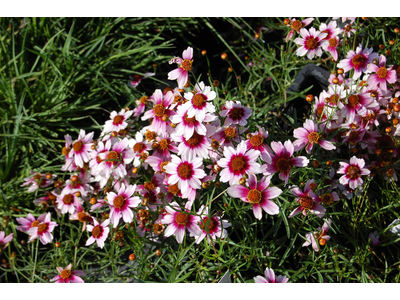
[{"left": 1, "top": 17, "right": 400, "bottom": 283}]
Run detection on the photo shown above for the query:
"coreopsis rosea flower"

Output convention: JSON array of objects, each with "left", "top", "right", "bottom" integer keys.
[
  {"left": 303, "top": 219, "right": 332, "bottom": 252},
  {"left": 245, "top": 125, "right": 271, "bottom": 162},
  {"left": 50, "top": 264, "right": 86, "bottom": 283},
  {"left": 168, "top": 46, "right": 193, "bottom": 88},
  {"left": 0, "top": 231, "right": 13, "bottom": 252},
  {"left": 183, "top": 81, "right": 216, "bottom": 122},
  {"left": 294, "top": 27, "right": 327, "bottom": 60},
  {"left": 367, "top": 54, "right": 397, "bottom": 92},
  {"left": 86, "top": 218, "right": 110, "bottom": 249},
  {"left": 20, "top": 171, "right": 56, "bottom": 192},
  {"left": 128, "top": 72, "right": 154, "bottom": 88},
  {"left": 227, "top": 174, "right": 281, "bottom": 220},
  {"left": 68, "top": 129, "right": 94, "bottom": 168},
  {"left": 220, "top": 100, "right": 252, "bottom": 127},
  {"left": 103, "top": 108, "right": 133, "bottom": 134},
  {"left": 337, "top": 156, "right": 370, "bottom": 190},
  {"left": 27, "top": 212, "right": 58, "bottom": 245},
  {"left": 254, "top": 267, "right": 289, "bottom": 283},
  {"left": 285, "top": 17, "right": 314, "bottom": 42},
  {"left": 289, "top": 179, "right": 326, "bottom": 218}
]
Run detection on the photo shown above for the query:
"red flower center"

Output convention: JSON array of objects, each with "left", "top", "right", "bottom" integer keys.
[
  {"left": 377, "top": 67, "right": 388, "bottom": 78},
  {"left": 60, "top": 269, "right": 72, "bottom": 280},
  {"left": 186, "top": 131, "right": 202, "bottom": 146},
  {"left": 159, "top": 139, "right": 169, "bottom": 150},
  {"left": 113, "top": 115, "right": 124, "bottom": 125},
  {"left": 306, "top": 37, "right": 318, "bottom": 50},
  {"left": 329, "top": 94, "right": 339, "bottom": 105},
  {"left": 184, "top": 113, "right": 196, "bottom": 124},
  {"left": 230, "top": 156, "right": 247, "bottom": 172},
  {"left": 106, "top": 151, "right": 120, "bottom": 165},
  {"left": 346, "top": 165, "right": 360, "bottom": 179},
  {"left": 250, "top": 134, "right": 264, "bottom": 147},
  {"left": 224, "top": 126, "right": 237, "bottom": 138},
  {"left": 316, "top": 106, "right": 324, "bottom": 118},
  {"left": 144, "top": 181, "right": 155, "bottom": 192},
  {"left": 291, "top": 20, "right": 302, "bottom": 31},
  {"left": 177, "top": 163, "right": 193, "bottom": 179},
  {"left": 299, "top": 196, "right": 313, "bottom": 209},
  {"left": 200, "top": 217, "right": 218, "bottom": 232},
  {"left": 133, "top": 142, "right": 145, "bottom": 153},
  {"left": 37, "top": 223, "right": 48, "bottom": 234},
  {"left": 348, "top": 95, "right": 359, "bottom": 106},
  {"left": 77, "top": 212, "right": 90, "bottom": 223},
  {"left": 247, "top": 189, "right": 262, "bottom": 204},
  {"left": 92, "top": 225, "right": 103, "bottom": 238},
  {"left": 351, "top": 54, "right": 365, "bottom": 66},
  {"left": 192, "top": 94, "right": 207, "bottom": 108},
  {"left": 180, "top": 59, "right": 193, "bottom": 71},
  {"left": 276, "top": 158, "right": 290, "bottom": 173},
  {"left": 175, "top": 212, "right": 189, "bottom": 225},
  {"left": 308, "top": 132, "right": 319, "bottom": 143},
  {"left": 73, "top": 141, "right": 83, "bottom": 152},
  {"left": 153, "top": 104, "right": 166, "bottom": 117},
  {"left": 329, "top": 38, "right": 337, "bottom": 47},
  {"left": 228, "top": 107, "right": 245, "bottom": 121},
  {"left": 168, "top": 183, "right": 180, "bottom": 195},
  {"left": 63, "top": 194, "right": 74, "bottom": 205},
  {"left": 113, "top": 196, "right": 125, "bottom": 208}
]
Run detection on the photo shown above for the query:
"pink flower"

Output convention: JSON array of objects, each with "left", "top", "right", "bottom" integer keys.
[
  {"left": 161, "top": 202, "right": 201, "bottom": 244},
  {"left": 285, "top": 17, "right": 314, "bottom": 42},
  {"left": 86, "top": 218, "right": 110, "bottom": 249},
  {"left": 27, "top": 212, "right": 58, "bottom": 245},
  {"left": 294, "top": 27, "right": 327, "bottom": 60},
  {"left": 341, "top": 88, "right": 378, "bottom": 123},
  {"left": 171, "top": 129, "right": 211, "bottom": 162},
  {"left": 107, "top": 183, "right": 141, "bottom": 228},
  {"left": 293, "top": 119, "right": 336, "bottom": 154},
  {"left": 262, "top": 140, "right": 309, "bottom": 186},
  {"left": 16, "top": 213, "right": 38, "bottom": 232},
  {"left": 183, "top": 81, "right": 217, "bottom": 122},
  {"left": 367, "top": 54, "right": 397, "bottom": 92},
  {"left": 50, "top": 264, "right": 86, "bottom": 283},
  {"left": 227, "top": 174, "right": 282, "bottom": 220},
  {"left": 337, "top": 156, "right": 370, "bottom": 190},
  {"left": 254, "top": 267, "right": 289, "bottom": 283},
  {"left": 303, "top": 219, "right": 332, "bottom": 252},
  {"left": 153, "top": 132, "right": 178, "bottom": 161},
  {"left": 69, "top": 207, "right": 94, "bottom": 232},
  {"left": 103, "top": 108, "right": 133, "bottom": 134},
  {"left": 319, "top": 21, "right": 340, "bottom": 41},
  {"left": 101, "top": 138, "right": 134, "bottom": 180},
  {"left": 69, "top": 129, "right": 94, "bottom": 168},
  {"left": 337, "top": 45, "right": 378, "bottom": 80},
  {"left": 20, "top": 172, "right": 56, "bottom": 192},
  {"left": 245, "top": 125, "right": 271, "bottom": 162},
  {"left": 217, "top": 141, "right": 262, "bottom": 186},
  {"left": 220, "top": 100, "right": 252, "bottom": 127},
  {"left": 56, "top": 189, "right": 83, "bottom": 215},
  {"left": 289, "top": 180, "right": 326, "bottom": 218},
  {"left": 0, "top": 231, "right": 13, "bottom": 252},
  {"left": 164, "top": 155, "right": 206, "bottom": 195},
  {"left": 168, "top": 46, "right": 193, "bottom": 88},
  {"left": 321, "top": 35, "right": 340, "bottom": 61},
  {"left": 128, "top": 72, "right": 154, "bottom": 88},
  {"left": 132, "top": 95, "right": 150, "bottom": 117}
]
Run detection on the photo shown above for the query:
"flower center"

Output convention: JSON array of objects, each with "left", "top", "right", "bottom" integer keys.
[
  {"left": 133, "top": 142, "right": 145, "bottom": 153},
  {"left": 63, "top": 194, "right": 74, "bottom": 205},
  {"left": 106, "top": 151, "right": 120, "bottom": 165},
  {"left": 60, "top": 269, "right": 72, "bottom": 280},
  {"left": 168, "top": 183, "right": 180, "bottom": 195},
  {"left": 177, "top": 163, "right": 193, "bottom": 179},
  {"left": 316, "top": 106, "right": 324, "bottom": 118},
  {"left": 348, "top": 95, "right": 359, "bottom": 106},
  {"left": 180, "top": 59, "right": 193, "bottom": 71},
  {"left": 230, "top": 156, "right": 247, "bottom": 172},
  {"left": 184, "top": 113, "right": 196, "bottom": 124},
  {"left": 153, "top": 223, "right": 165, "bottom": 235},
  {"left": 144, "top": 130, "right": 157, "bottom": 142},
  {"left": 329, "top": 94, "right": 339, "bottom": 105},
  {"left": 160, "top": 161, "right": 168, "bottom": 173},
  {"left": 37, "top": 223, "right": 48, "bottom": 234},
  {"left": 77, "top": 212, "right": 89, "bottom": 222},
  {"left": 200, "top": 217, "right": 218, "bottom": 232},
  {"left": 92, "top": 225, "right": 103, "bottom": 238},
  {"left": 351, "top": 54, "right": 365, "bottom": 66},
  {"left": 306, "top": 37, "right": 318, "bottom": 50},
  {"left": 158, "top": 139, "right": 169, "bottom": 150},
  {"left": 291, "top": 20, "right": 302, "bottom": 31},
  {"left": 329, "top": 38, "right": 337, "bottom": 47},
  {"left": 113, "top": 195, "right": 125, "bottom": 208},
  {"left": 144, "top": 181, "right": 155, "bottom": 192},
  {"left": 299, "top": 196, "right": 314, "bottom": 210},
  {"left": 175, "top": 212, "right": 189, "bottom": 225},
  {"left": 250, "top": 134, "right": 264, "bottom": 146},
  {"left": 308, "top": 132, "right": 319, "bottom": 143},
  {"left": 113, "top": 115, "right": 124, "bottom": 125},
  {"left": 140, "top": 96, "right": 148, "bottom": 104},
  {"left": 186, "top": 131, "right": 202, "bottom": 146},
  {"left": 192, "top": 93, "right": 207, "bottom": 108},
  {"left": 320, "top": 193, "right": 334, "bottom": 205},
  {"left": 276, "top": 158, "right": 290, "bottom": 173},
  {"left": 224, "top": 126, "right": 237, "bottom": 138},
  {"left": 153, "top": 104, "right": 166, "bottom": 117},
  {"left": 247, "top": 189, "right": 262, "bottom": 204},
  {"left": 349, "top": 131, "right": 360, "bottom": 140},
  {"left": 31, "top": 220, "right": 40, "bottom": 227},
  {"left": 62, "top": 147, "right": 70, "bottom": 156},
  {"left": 228, "top": 107, "right": 245, "bottom": 121},
  {"left": 346, "top": 165, "right": 360, "bottom": 180},
  {"left": 377, "top": 67, "right": 388, "bottom": 78},
  {"left": 73, "top": 141, "right": 83, "bottom": 152},
  {"left": 96, "top": 155, "right": 104, "bottom": 164}
]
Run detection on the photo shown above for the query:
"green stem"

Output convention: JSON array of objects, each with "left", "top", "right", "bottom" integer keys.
[{"left": 31, "top": 239, "right": 39, "bottom": 283}]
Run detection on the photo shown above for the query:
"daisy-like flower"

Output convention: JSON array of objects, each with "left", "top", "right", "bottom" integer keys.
[
  {"left": 294, "top": 27, "right": 327, "bottom": 60},
  {"left": 152, "top": 132, "right": 178, "bottom": 161},
  {"left": 184, "top": 81, "right": 216, "bottom": 122},
  {"left": 168, "top": 46, "right": 193, "bottom": 88},
  {"left": 16, "top": 213, "right": 50, "bottom": 233},
  {"left": 319, "top": 21, "right": 340, "bottom": 41},
  {"left": 0, "top": 231, "right": 13, "bottom": 252},
  {"left": 103, "top": 108, "right": 133, "bottom": 134},
  {"left": 101, "top": 138, "right": 135, "bottom": 180},
  {"left": 145, "top": 155, "right": 169, "bottom": 174},
  {"left": 130, "top": 131, "right": 152, "bottom": 167},
  {"left": 161, "top": 202, "right": 202, "bottom": 244},
  {"left": 56, "top": 189, "right": 83, "bottom": 215},
  {"left": 128, "top": 72, "right": 155, "bottom": 88},
  {"left": 337, "top": 156, "right": 370, "bottom": 190},
  {"left": 337, "top": 45, "right": 378, "bottom": 80},
  {"left": 220, "top": 100, "right": 252, "bottom": 127},
  {"left": 285, "top": 17, "right": 314, "bottom": 42},
  {"left": 211, "top": 125, "right": 241, "bottom": 148},
  {"left": 191, "top": 205, "right": 231, "bottom": 244},
  {"left": 86, "top": 218, "right": 110, "bottom": 249},
  {"left": 367, "top": 54, "right": 397, "bottom": 92},
  {"left": 217, "top": 141, "right": 262, "bottom": 186},
  {"left": 262, "top": 140, "right": 309, "bottom": 186},
  {"left": 132, "top": 95, "right": 150, "bottom": 117},
  {"left": 20, "top": 172, "right": 56, "bottom": 192},
  {"left": 164, "top": 155, "right": 206, "bottom": 195},
  {"left": 227, "top": 174, "right": 282, "bottom": 220},
  {"left": 61, "top": 134, "right": 75, "bottom": 171},
  {"left": 70, "top": 206, "right": 94, "bottom": 232},
  {"left": 50, "top": 264, "right": 86, "bottom": 283},
  {"left": 289, "top": 179, "right": 326, "bottom": 218},
  {"left": 303, "top": 219, "right": 332, "bottom": 252},
  {"left": 341, "top": 86, "right": 379, "bottom": 123},
  {"left": 254, "top": 267, "right": 289, "bottom": 283},
  {"left": 245, "top": 126, "right": 271, "bottom": 162},
  {"left": 319, "top": 21, "right": 341, "bottom": 60},
  {"left": 321, "top": 35, "right": 340, "bottom": 61},
  {"left": 27, "top": 212, "right": 58, "bottom": 245},
  {"left": 63, "top": 171, "right": 91, "bottom": 198},
  {"left": 107, "top": 183, "right": 141, "bottom": 228},
  {"left": 171, "top": 130, "right": 211, "bottom": 162},
  {"left": 68, "top": 129, "right": 94, "bottom": 168},
  {"left": 141, "top": 89, "right": 175, "bottom": 134},
  {"left": 293, "top": 119, "right": 336, "bottom": 154}
]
